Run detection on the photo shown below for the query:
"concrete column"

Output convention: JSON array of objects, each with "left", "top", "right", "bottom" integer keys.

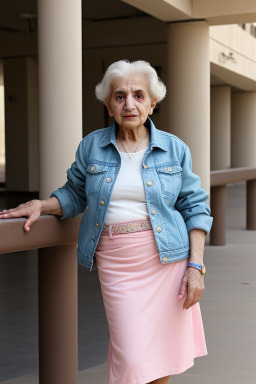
[
  {"left": 167, "top": 21, "right": 210, "bottom": 193},
  {"left": 38, "top": 245, "right": 78, "bottom": 384},
  {"left": 37, "top": 1, "right": 82, "bottom": 383},
  {"left": 210, "top": 86, "right": 231, "bottom": 170},
  {"left": 38, "top": 0, "right": 83, "bottom": 199},
  {"left": 231, "top": 92, "right": 256, "bottom": 167}
]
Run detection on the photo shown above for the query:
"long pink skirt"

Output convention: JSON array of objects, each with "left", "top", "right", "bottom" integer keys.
[{"left": 95, "top": 228, "right": 207, "bottom": 384}]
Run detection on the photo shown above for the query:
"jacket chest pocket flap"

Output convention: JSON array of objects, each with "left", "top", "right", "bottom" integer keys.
[
  {"left": 156, "top": 165, "right": 182, "bottom": 198},
  {"left": 86, "top": 163, "right": 108, "bottom": 196}
]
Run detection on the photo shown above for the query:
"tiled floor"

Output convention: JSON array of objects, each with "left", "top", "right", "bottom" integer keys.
[{"left": 0, "top": 183, "right": 256, "bottom": 384}]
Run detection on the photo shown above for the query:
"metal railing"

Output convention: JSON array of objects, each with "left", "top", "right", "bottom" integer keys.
[
  {"left": 210, "top": 167, "right": 256, "bottom": 245},
  {"left": 0, "top": 214, "right": 82, "bottom": 384}
]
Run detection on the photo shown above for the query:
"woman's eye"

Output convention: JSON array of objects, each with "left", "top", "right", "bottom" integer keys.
[
  {"left": 135, "top": 93, "right": 143, "bottom": 99},
  {"left": 116, "top": 95, "right": 124, "bottom": 101}
]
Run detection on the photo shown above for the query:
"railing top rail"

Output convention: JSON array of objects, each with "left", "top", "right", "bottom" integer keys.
[
  {"left": 0, "top": 214, "right": 82, "bottom": 255},
  {"left": 211, "top": 167, "right": 256, "bottom": 187},
  {"left": 1, "top": 167, "right": 255, "bottom": 254}
]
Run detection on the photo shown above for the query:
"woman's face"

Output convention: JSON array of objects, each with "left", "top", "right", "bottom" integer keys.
[{"left": 105, "top": 75, "right": 158, "bottom": 131}]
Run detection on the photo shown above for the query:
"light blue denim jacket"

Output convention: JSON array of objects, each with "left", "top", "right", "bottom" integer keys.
[{"left": 51, "top": 118, "right": 213, "bottom": 271}]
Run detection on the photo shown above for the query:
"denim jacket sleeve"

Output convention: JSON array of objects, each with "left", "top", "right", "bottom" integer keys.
[
  {"left": 175, "top": 146, "right": 213, "bottom": 234},
  {"left": 50, "top": 140, "right": 87, "bottom": 219}
]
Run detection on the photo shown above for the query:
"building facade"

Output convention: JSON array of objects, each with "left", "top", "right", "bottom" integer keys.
[{"left": 0, "top": 0, "right": 255, "bottom": 198}]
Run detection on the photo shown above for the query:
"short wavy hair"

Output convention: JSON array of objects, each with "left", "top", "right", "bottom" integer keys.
[{"left": 95, "top": 60, "right": 166, "bottom": 103}]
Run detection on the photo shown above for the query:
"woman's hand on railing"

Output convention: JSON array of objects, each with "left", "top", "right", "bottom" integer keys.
[
  {"left": 0, "top": 197, "right": 63, "bottom": 232},
  {"left": 0, "top": 200, "right": 43, "bottom": 232}
]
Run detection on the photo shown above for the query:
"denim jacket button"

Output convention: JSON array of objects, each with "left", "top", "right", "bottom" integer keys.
[
  {"left": 91, "top": 166, "right": 95, "bottom": 172},
  {"left": 168, "top": 167, "right": 172, "bottom": 172},
  {"left": 151, "top": 209, "right": 156, "bottom": 215},
  {"left": 106, "top": 177, "right": 112, "bottom": 182},
  {"left": 147, "top": 181, "right": 153, "bottom": 186},
  {"left": 163, "top": 257, "right": 168, "bottom": 262},
  {"left": 143, "top": 164, "right": 148, "bottom": 169},
  {"left": 100, "top": 201, "right": 105, "bottom": 206},
  {"left": 95, "top": 223, "right": 99, "bottom": 227},
  {"left": 156, "top": 226, "right": 162, "bottom": 232}
]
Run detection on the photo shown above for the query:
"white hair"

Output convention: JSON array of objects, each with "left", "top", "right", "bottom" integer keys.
[{"left": 95, "top": 60, "right": 166, "bottom": 103}]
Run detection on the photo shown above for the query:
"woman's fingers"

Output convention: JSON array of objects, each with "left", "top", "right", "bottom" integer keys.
[
  {"left": 0, "top": 200, "right": 42, "bottom": 231},
  {"left": 0, "top": 208, "right": 27, "bottom": 218},
  {"left": 183, "top": 289, "right": 195, "bottom": 310},
  {"left": 186, "top": 291, "right": 203, "bottom": 310},
  {"left": 183, "top": 267, "right": 204, "bottom": 310},
  {"left": 178, "top": 272, "right": 188, "bottom": 300},
  {"left": 24, "top": 218, "right": 34, "bottom": 231},
  {"left": 24, "top": 221, "right": 31, "bottom": 231}
]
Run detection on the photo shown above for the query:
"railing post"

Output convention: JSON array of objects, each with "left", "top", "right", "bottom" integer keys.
[
  {"left": 210, "top": 185, "right": 227, "bottom": 245},
  {"left": 38, "top": 244, "right": 78, "bottom": 384},
  {"left": 246, "top": 179, "right": 256, "bottom": 230}
]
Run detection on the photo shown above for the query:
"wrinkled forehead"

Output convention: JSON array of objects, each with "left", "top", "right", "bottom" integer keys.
[{"left": 109, "top": 75, "right": 151, "bottom": 97}]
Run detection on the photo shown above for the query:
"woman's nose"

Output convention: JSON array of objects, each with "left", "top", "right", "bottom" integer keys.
[{"left": 124, "top": 95, "right": 134, "bottom": 111}]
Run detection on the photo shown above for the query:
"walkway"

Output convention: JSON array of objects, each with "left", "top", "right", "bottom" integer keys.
[{"left": 0, "top": 183, "right": 255, "bottom": 384}]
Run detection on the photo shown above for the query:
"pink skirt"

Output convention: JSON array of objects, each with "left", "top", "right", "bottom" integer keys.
[{"left": 95, "top": 228, "right": 207, "bottom": 384}]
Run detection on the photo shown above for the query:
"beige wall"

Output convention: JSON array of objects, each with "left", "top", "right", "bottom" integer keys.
[
  {"left": 27, "top": 58, "right": 39, "bottom": 191},
  {"left": 210, "top": 86, "right": 231, "bottom": 170},
  {"left": 122, "top": 0, "right": 256, "bottom": 25},
  {"left": 231, "top": 92, "right": 256, "bottom": 167},
  {"left": 210, "top": 25, "right": 256, "bottom": 90},
  {"left": 83, "top": 17, "right": 167, "bottom": 135},
  {"left": 4, "top": 57, "right": 38, "bottom": 191},
  {"left": 0, "top": 16, "right": 256, "bottom": 191},
  {"left": 0, "top": 61, "right": 5, "bottom": 183},
  {"left": 83, "top": 43, "right": 168, "bottom": 135},
  {"left": 0, "top": 86, "right": 5, "bottom": 167},
  {"left": 0, "top": 30, "right": 37, "bottom": 59}
]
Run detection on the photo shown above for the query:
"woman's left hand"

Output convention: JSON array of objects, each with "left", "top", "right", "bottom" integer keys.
[{"left": 178, "top": 267, "right": 205, "bottom": 310}]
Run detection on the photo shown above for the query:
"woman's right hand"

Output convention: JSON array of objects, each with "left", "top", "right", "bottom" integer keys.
[{"left": 0, "top": 199, "right": 42, "bottom": 232}]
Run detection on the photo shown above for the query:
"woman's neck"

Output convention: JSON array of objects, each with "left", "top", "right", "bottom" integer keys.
[{"left": 116, "top": 125, "right": 150, "bottom": 153}]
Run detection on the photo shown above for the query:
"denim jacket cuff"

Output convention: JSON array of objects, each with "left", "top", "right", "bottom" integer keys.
[
  {"left": 50, "top": 189, "right": 74, "bottom": 220},
  {"left": 186, "top": 214, "right": 213, "bottom": 234}
]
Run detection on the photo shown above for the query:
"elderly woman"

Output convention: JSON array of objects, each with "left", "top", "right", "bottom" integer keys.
[{"left": 0, "top": 60, "right": 212, "bottom": 384}]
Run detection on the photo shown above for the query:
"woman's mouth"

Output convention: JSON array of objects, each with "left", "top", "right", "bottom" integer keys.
[{"left": 123, "top": 115, "right": 137, "bottom": 118}]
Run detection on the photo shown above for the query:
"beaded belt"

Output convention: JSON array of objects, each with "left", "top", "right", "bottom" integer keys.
[{"left": 102, "top": 220, "right": 152, "bottom": 238}]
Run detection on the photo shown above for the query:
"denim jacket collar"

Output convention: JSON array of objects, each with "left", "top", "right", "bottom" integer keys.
[{"left": 99, "top": 117, "right": 168, "bottom": 152}]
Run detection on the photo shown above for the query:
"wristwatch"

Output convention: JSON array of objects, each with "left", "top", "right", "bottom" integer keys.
[{"left": 188, "top": 262, "right": 206, "bottom": 275}]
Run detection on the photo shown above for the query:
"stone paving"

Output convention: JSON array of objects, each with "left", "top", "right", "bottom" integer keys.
[{"left": 0, "top": 183, "right": 255, "bottom": 384}]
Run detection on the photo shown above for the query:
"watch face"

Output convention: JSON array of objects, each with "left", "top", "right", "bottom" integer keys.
[{"left": 202, "top": 265, "right": 206, "bottom": 275}]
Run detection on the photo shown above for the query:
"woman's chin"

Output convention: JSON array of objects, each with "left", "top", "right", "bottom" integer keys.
[{"left": 119, "top": 118, "right": 144, "bottom": 130}]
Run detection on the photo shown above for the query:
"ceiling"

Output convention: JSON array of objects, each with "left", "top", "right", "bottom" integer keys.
[{"left": 0, "top": 0, "right": 145, "bottom": 33}]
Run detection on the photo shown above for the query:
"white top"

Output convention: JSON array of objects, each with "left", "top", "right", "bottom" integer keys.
[{"left": 104, "top": 147, "right": 150, "bottom": 225}]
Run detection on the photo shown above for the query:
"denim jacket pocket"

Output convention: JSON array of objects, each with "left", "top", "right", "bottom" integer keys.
[
  {"left": 86, "top": 163, "right": 108, "bottom": 196},
  {"left": 156, "top": 165, "right": 182, "bottom": 198}
]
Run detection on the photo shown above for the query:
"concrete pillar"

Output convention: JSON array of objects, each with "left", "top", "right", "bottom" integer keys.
[
  {"left": 231, "top": 92, "right": 256, "bottom": 167},
  {"left": 37, "top": 1, "right": 82, "bottom": 383},
  {"left": 167, "top": 21, "right": 210, "bottom": 194},
  {"left": 38, "top": 0, "right": 83, "bottom": 199},
  {"left": 210, "top": 86, "right": 231, "bottom": 170},
  {"left": 38, "top": 245, "right": 78, "bottom": 384}
]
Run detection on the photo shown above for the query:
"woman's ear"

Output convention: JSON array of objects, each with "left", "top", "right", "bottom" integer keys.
[
  {"left": 104, "top": 99, "right": 114, "bottom": 117},
  {"left": 149, "top": 98, "right": 158, "bottom": 115}
]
